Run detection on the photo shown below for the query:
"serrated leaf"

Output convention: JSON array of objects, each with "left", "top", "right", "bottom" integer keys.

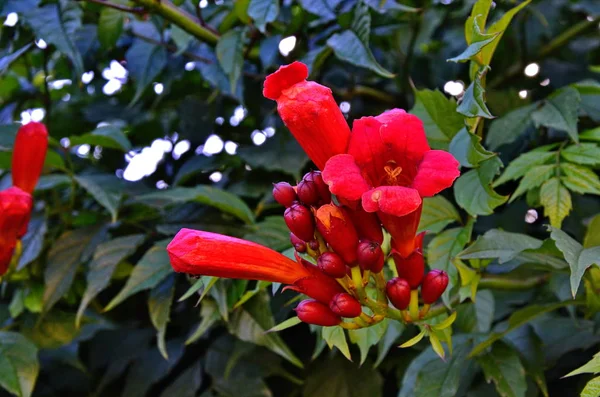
[
  {"left": 457, "top": 77, "right": 494, "bottom": 118},
  {"left": 560, "top": 163, "right": 600, "bottom": 195},
  {"left": 458, "top": 229, "right": 543, "bottom": 263},
  {"left": 77, "top": 234, "right": 145, "bottom": 326},
  {"left": 216, "top": 30, "right": 244, "bottom": 93},
  {"left": 540, "top": 178, "right": 572, "bottom": 228},
  {"left": 327, "top": 30, "right": 394, "bottom": 78},
  {"left": 449, "top": 127, "right": 495, "bottom": 168},
  {"left": 447, "top": 15, "right": 499, "bottom": 63},
  {"left": 125, "top": 40, "right": 168, "bottom": 104},
  {"left": 549, "top": 226, "right": 600, "bottom": 297},
  {"left": 348, "top": 319, "right": 387, "bottom": 365},
  {"left": 75, "top": 174, "right": 122, "bottom": 223},
  {"left": 477, "top": 343, "right": 527, "bottom": 397},
  {"left": 148, "top": 274, "right": 175, "bottom": 360},
  {"left": 418, "top": 196, "right": 461, "bottom": 234},
  {"left": 69, "top": 126, "right": 131, "bottom": 151},
  {"left": 581, "top": 377, "right": 600, "bottom": 397},
  {"left": 104, "top": 240, "right": 172, "bottom": 311},
  {"left": 486, "top": 103, "right": 537, "bottom": 150},
  {"left": 584, "top": 215, "right": 600, "bottom": 248},
  {"left": 98, "top": 7, "right": 123, "bottom": 49},
  {"left": 454, "top": 157, "right": 508, "bottom": 216},
  {"left": 494, "top": 151, "right": 556, "bottom": 186},
  {"left": 561, "top": 143, "right": 600, "bottom": 166},
  {"left": 248, "top": 0, "right": 279, "bottom": 33},
  {"left": 0, "top": 331, "right": 39, "bottom": 397},
  {"left": 134, "top": 186, "right": 255, "bottom": 224},
  {"left": 564, "top": 352, "right": 600, "bottom": 377},
  {"left": 351, "top": 0, "right": 370, "bottom": 44},
  {"left": 509, "top": 164, "right": 556, "bottom": 202},
  {"left": 410, "top": 89, "right": 464, "bottom": 150},
  {"left": 531, "top": 87, "right": 581, "bottom": 143},
  {"left": 322, "top": 326, "right": 352, "bottom": 360},
  {"left": 580, "top": 127, "right": 600, "bottom": 142}
]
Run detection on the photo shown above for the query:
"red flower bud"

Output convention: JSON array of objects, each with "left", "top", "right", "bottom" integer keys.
[
  {"left": 297, "top": 172, "right": 321, "bottom": 206},
  {"left": 357, "top": 241, "right": 384, "bottom": 272},
  {"left": 273, "top": 182, "right": 297, "bottom": 207},
  {"left": 295, "top": 299, "right": 341, "bottom": 326},
  {"left": 346, "top": 207, "right": 383, "bottom": 244},
  {"left": 284, "top": 203, "right": 315, "bottom": 242},
  {"left": 386, "top": 277, "right": 411, "bottom": 310},
  {"left": 392, "top": 232, "right": 426, "bottom": 289},
  {"left": 317, "top": 252, "right": 347, "bottom": 278},
  {"left": 0, "top": 187, "right": 33, "bottom": 274},
  {"left": 12, "top": 122, "right": 48, "bottom": 194},
  {"left": 329, "top": 293, "right": 362, "bottom": 318},
  {"left": 290, "top": 233, "right": 306, "bottom": 253},
  {"left": 306, "top": 171, "right": 332, "bottom": 204},
  {"left": 308, "top": 239, "right": 320, "bottom": 251},
  {"left": 315, "top": 204, "right": 359, "bottom": 265},
  {"left": 421, "top": 270, "right": 449, "bottom": 304}
]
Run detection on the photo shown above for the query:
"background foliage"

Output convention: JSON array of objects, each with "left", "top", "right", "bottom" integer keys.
[{"left": 0, "top": 0, "right": 599, "bottom": 396}]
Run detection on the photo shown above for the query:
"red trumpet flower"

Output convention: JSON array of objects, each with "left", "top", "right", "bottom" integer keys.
[
  {"left": 12, "top": 122, "right": 48, "bottom": 194},
  {"left": 167, "top": 229, "right": 343, "bottom": 304},
  {"left": 0, "top": 187, "right": 33, "bottom": 275}
]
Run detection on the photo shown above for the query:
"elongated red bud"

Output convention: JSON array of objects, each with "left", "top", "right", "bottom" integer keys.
[
  {"left": 393, "top": 249, "right": 424, "bottom": 289},
  {"left": 329, "top": 293, "right": 361, "bottom": 318},
  {"left": 421, "top": 270, "right": 449, "bottom": 304},
  {"left": 297, "top": 172, "right": 321, "bottom": 206},
  {"left": 0, "top": 187, "right": 33, "bottom": 274},
  {"left": 386, "top": 277, "right": 411, "bottom": 310},
  {"left": 273, "top": 182, "right": 297, "bottom": 207},
  {"left": 284, "top": 203, "right": 315, "bottom": 242},
  {"left": 295, "top": 299, "right": 341, "bottom": 326},
  {"left": 346, "top": 207, "right": 383, "bottom": 244},
  {"left": 315, "top": 204, "right": 359, "bottom": 265},
  {"left": 12, "top": 122, "right": 48, "bottom": 194},
  {"left": 290, "top": 233, "right": 306, "bottom": 253},
  {"left": 357, "top": 241, "right": 384, "bottom": 272},
  {"left": 309, "top": 171, "right": 332, "bottom": 204},
  {"left": 317, "top": 252, "right": 347, "bottom": 278}
]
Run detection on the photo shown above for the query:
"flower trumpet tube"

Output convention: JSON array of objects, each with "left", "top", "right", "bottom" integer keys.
[
  {"left": 263, "top": 62, "right": 351, "bottom": 170},
  {"left": 0, "top": 187, "right": 33, "bottom": 274},
  {"left": 315, "top": 204, "right": 359, "bottom": 265},
  {"left": 12, "top": 122, "right": 49, "bottom": 194},
  {"left": 167, "top": 229, "right": 343, "bottom": 304}
]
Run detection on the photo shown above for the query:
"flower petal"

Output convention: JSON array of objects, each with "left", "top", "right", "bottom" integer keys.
[
  {"left": 322, "top": 154, "right": 370, "bottom": 201},
  {"left": 411, "top": 150, "right": 460, "bottom": 197},
  {"left": 167, "top": 229, "right": 309, "bottom": 284},
  {"left": 361, "top": 186, "right": 422, "bottom": 217},
  {"left": 347, "top": 116, "right": 387, "bottom": 186},
  {"left": 262, "top": 61, "right": 308, "bottom": 100}
]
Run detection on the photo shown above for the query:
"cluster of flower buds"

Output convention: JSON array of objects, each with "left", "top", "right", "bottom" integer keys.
[
  {"left": 273, "top": 171, "right": 449, "bottom": 327},
  {"left": 0, "top": 122, "right": 48, "bottom": 275}
]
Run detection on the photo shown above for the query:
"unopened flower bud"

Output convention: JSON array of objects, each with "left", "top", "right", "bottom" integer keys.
[
  {"left": 315, "top": 204, "right": 359, "bottom": 265},
  {"left": 295, "top": 299, "right": 341, "bottom": 326},
  {"left": 386, "top": 277, "right": 411, "bottom": 310},
  {"left": 273, "top": 182, "right": 297, "bottom": 207},
  {"left": 329, "top": 293, "right": 361, "bottom": 318},
  {"left": 284, "top": 203, "right": 315, "bottom": 242},
  {"left": 312, "top": 172, "right": 332, "bottom": 204},
  {"left": 290, "top": 233, "right": 306, "bottom": 253},
  {"left": 357, "top": 241, "right": 384, "bottom": 272},
  {"left": 12, "top": 122, "right": 48, "bottom": 194},
  {"left": 317, "top": 252, "right": 347, "bottom": 278},
  {"left": 308, "top": 239, "right": 320, "bottom": 251},
  {"left": 297, "top": 173, "right": 321, "bottom": 206},
  {"left": 421, "top": 270, "right": 449, "bottom": 304}
]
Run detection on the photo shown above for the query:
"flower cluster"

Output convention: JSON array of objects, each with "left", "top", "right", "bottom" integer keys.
[
  {"left": 0, "top": 122, "right": 48, "bottom": 275},
  {"left": 168, "top": 62, "right": 460, "bottom": 330}
]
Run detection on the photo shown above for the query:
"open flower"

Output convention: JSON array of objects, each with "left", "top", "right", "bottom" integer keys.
[
  {"left": 322, "top": 110, "right": 460, "bottom": 257},
  {"left": 168, "top": 229, "right": 343, "bottom": 304},
  {"left": 0, "top": 187, "right": 33, "bottom": 275}
]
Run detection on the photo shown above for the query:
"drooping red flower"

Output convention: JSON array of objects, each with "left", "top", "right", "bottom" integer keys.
[
  {"left": 322, "top": 109, "right": 460, "bottom": 257},
  {"left": 263, "top": 62, "right": 351, "bottom": 170},
  {"left": 0, "top": 187, "right": 33, "bottom": 275},
  {"left": 167, "top": 229, "right": 343, "bottom": 304},
  {"left": 12, "top": 122, "right": 48, "bottom": 194}
]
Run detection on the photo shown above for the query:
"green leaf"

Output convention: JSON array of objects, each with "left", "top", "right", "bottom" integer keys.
[
  {"left": 418, "top": 195, "right": 461, "bottom": 234},
  {"left": 364, "top": 0, "right": 419, "bottom": 13},
  {"left": 564, "top": 352, "right": 600, "bottom": 377},
  {"left": 561, "top": 143, "right": 600, "bottom": 166},
  {"left": 134, "top": 186, "right": 255, "bottom": 224},
  {"left": 560, "top": 163, "right": 600, "bottom": 195},
  {"left": 43, "top": 227, "right": 101, "bottom": 314},
  {"left": 531, "top": 87, "right": 581, "bottom": 143},
  {"left": 21, "top": 311, "right": 84, "bottom": 349},
  {"left": 465, "top": 0, "right": 492, "bottom": 44},
  {"left": 494, "top": 151, "right": 556, "bottom": 186},
  {"left": 374, "top": 320, "right": 404, "bottom": 367},
  {"left": 0, "top": 331, "right": 39, "bottom": 397},
  {"left": 23, "top": 1, "right": 84, "bottom": 77},
  {"left": 126, "top": 40, "right": 168, "bottom": 104},
  {"left": 449, "top": 127, "right": 495, "bottom": 168},
  {"left": 584, "top": 214, "right": 600, "bottom": 248},
  {"left": 580, "top": 127, "right": 600, "bottom": 142},
  {"left": 75, "top": 174, "right": 122, "bottom": 223},
  {"left": 216, "top": 29, "right": 244, "bottom": 93},
  {"left": 266, "top": 316, "right": 302, "bottom": 333},
  {"left": 159, "top": 360, "right": 203, "bottom": 397},
  {"left": 98, "top": 7, "right": 123, "bottom": 49},
  {"left": 35, "top": 175, "right": 70, "bottom": 191},
  {"left": 17, "top": 217, "right": 47, "bottom": 271},
  {"left": 185, "top": 300, "right": 220, "bottom": 345},
  {"left": 447, "top": 16, "right": 499, "bottom": 63},
  {"left": 148, "top": 274, "right": 175, "bottom": 360},
  {"left": 509, "top": 164, "right": 556, "bottom": 202},
  {"left": 104, "top": 240, "right": 172, "bottom": 311},
  {"left": 243, "top": 216, "right": 291, "bottom": 251},
  {"left": 0, "top": 43, "right": 32, "bottom": 75},
  {"left": 238, "top": 133, "right": 308, "bottom": 180},
  {"left": 581, "top": 377, "right": 600, "bottom": 397},
  {"left": 486, "top": 104, "right": 537, "bottom": 150},
  {"left": 322, "top": 326, "right": 352, "bottom": 361},
  {"left": 351, "top": 0, "right": 370, "bottom": 44},
  {"left": 327, "top": 30, "right": 394, "bottom": 78},
  {"left": 248, "top": 0, "right": 279, "bottom": 33},
  {"left": 458, "top": 229, "right": 543, "bottom": 263},
  {"left": 410, "top": 89, "right": 464, "bottom": 150},
  {"left": 457, "top": 77, "right": 494, "bottom": 118},
  {"left": 69, "top": 126, "right": 131, "bottom": 151},
  {"left": 348, "top": 319, "right": 387, "bottom": 365},
  {"left": 549, "top": 226, "right": 600, "bottom": 297},
  {"left": 170, "top": 25, "right": 193, "bottom": 55},
  {"left": 178, "top": 276, "right": 217, "bottom": 303},
  {"left": 476, "top": 343, "right": 527, "bottom": 397},
  {"left": 540, "top": 178, "right": 572, "bottom": 228},
  {"left": 454, "top": 157, "right": 508, "bottom": 216}
]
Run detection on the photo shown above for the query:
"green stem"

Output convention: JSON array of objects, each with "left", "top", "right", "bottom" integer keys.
[
  {"left": 80, "top": 0, "right": 145, "bottom": 14},
  {"left": 351, "top": 266, "right": 367, "bottom": 303}
]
